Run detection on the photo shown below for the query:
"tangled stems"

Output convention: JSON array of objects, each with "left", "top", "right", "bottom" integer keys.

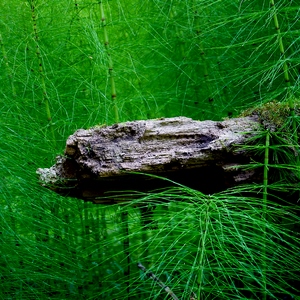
[{"left": 30, "top": 0, "right": 56, "bottom": 146}]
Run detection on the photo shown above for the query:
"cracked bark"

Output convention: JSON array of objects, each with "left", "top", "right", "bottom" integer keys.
[{"left": 37, "top": 116, "right": 262, "bottom": 203}]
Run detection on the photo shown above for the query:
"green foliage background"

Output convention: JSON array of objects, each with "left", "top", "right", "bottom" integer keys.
[{"left": 1, "top": 0, "right": 300, "bottom": 299}]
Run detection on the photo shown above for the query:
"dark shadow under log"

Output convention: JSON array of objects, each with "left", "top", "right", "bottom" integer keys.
[{"left": 37, "top": 116, "right": 262, "bottom": 203}]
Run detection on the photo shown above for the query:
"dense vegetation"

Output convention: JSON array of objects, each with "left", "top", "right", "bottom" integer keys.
[{"left": 1, "top": 0, "right": 300, "bottom": 299}]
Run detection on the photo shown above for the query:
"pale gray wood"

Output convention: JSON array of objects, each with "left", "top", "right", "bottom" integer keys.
[{"left": 37, "top": 116, "right": 261, "bottom": 202}]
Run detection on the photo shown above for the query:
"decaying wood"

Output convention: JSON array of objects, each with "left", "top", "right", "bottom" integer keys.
[{"left": 37, "top": 116, "right": 262, "bottom": 202}]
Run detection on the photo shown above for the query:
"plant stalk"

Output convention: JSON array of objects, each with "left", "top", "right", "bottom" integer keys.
[
  {"left": 197, "top": 197, "right": 210, "bottom": 300},
  {"left": 194, "top": 8, "right": 214, "bottom": 112},
  {"left": 270, "top": 0, "right": 295, "bottom": 120},
  {"left": 138, "top": 263, "right": 180, "bottom": 300},
  {"left": 270, "top": 0, "right": 299, "bottom": 179},
  {"left": 30, "top": 0, "right": 56, "bottom": 146},
  {"left": 121, "top": 210, "right": 130, "bottom": 298},
  {"left": 0, "top": 33, "right": 17, "bottom": 100},
  {"left": 262, "top": 130, "right": 270, "bottom": 300},
  {"left": 99, "top": 1, "right": 119, "bottom": 123}
]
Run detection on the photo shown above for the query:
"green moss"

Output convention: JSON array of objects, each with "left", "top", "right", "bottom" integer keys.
[
  {"left": 239, "top": 100, "right": 300, "bottom": 131},
  {"left": 90, "top": 123, "right": 107, "bottom": 130}
]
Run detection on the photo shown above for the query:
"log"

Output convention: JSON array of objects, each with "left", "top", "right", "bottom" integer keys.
[{"left": 36, "top": 116, "right": 262, "bottom": 203}]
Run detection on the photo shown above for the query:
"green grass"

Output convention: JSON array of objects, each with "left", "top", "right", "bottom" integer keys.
[{"left": 1, "top": 0, "right": 300, "bottom": 299}]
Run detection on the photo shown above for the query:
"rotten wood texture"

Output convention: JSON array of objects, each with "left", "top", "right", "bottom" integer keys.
[{"left": 37, "top": 116, "right": 262, "bottom": 203}]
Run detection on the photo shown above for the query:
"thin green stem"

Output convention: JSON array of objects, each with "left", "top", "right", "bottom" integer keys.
[
  {"left": 193, "top": 8, "right": 214, "bottom": 115},
  {"left": 140, "top": 205, "right": 152, "bottom": 267},
  {"left": 270, "top": 0, "right": 299, "bottom": 178},
  {"left": 270, "top": 2, "right": 290, "bottom": 86},
  {"left": 197, "top": 198, "right": 210, "bottom": 300},
  {"left": 270, "top": 1, "right": 293, "bottom": 112},
  {"left": 100, "top": 207, "right": 108, "bottom": 279},
  {"left": 262, "top": 130, "right": 270, "bottom": 300},
  {"left": 30, "top": 0, "right": 56, "bottom": 146},
  {"left": 84, "top": 201, "right": 89, "bottom": 247},
  {"left": 169, "top": 7, "right": 186, "bottom": 60},
  {"left": 0, "top": 33, "right": 17, "bottom": 100},
  {"left": 121, "top": 210, "right": 130, "bottom": 298},
  {"left": 99, "top": 1, "right": 119, "bottom": 123}
]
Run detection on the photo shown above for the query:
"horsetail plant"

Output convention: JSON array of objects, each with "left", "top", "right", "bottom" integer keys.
[
  {"left": 121, "top": 209, "right": 130, "bottom": 298},
  {"left": 269, "top": 0, "right": 296, "bottom": 132},
  {"left": 262, "top": 130, "right": 270, "bottom": 300},
  {"left": 196, "top": 195, "right": 210, "bottom": 300},
  {"left": 30, "top": 0, "right": 56, "bottom": 146},
  {"left": 269, "top": 0, "right": 300, "bottom": 181},
  {"left": 193, "top": 8, "right": 214, "bottom": 112},
  {"left": 1, "top": 0, "right": 300, "bottom": 299},
  {"left": 0, "top": 33, "right": 17, "bottom": 101},
  {"left": 169, "top": 6, "right": 186, "bottom": 60},
  {"left": 99, "top": 1, "right": 119, "bottom": 123}
]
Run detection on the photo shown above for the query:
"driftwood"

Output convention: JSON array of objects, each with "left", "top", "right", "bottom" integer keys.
[{"left": 37, "top": 116, "right": 262, "bottom": 203}]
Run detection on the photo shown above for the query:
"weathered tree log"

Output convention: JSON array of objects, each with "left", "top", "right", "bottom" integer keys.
[{"left": 37, "top": 116, "right": 262, "bottom": 203}]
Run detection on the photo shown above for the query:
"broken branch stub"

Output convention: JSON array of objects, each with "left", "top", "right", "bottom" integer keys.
[{"left": 37, "top": 116, "right": 261, "bottom": 202}]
